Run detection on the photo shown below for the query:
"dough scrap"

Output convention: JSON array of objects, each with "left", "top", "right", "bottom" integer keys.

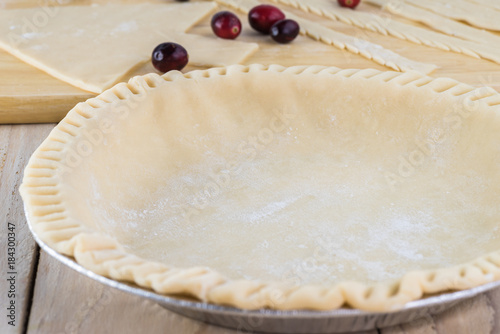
[
  {"left": 215, "top": 0, "right": 437, "bottom": 74},
  {"left": 366, "top": 0, "right": 500, "bottom": 46},
  {"left": 274, "top": 0, "right": 500, "bottom": 65},
  {"left": 0, "top": 3, "right": 258, "bottom": 93}
]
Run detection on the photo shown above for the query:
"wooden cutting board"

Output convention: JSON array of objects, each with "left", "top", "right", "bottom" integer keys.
[{"left": 2, "top": 0, "right": 500, "bottom": 124}]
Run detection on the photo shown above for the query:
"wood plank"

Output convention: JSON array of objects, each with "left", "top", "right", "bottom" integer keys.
[
  {"left": 380, "top": 290, "right": 500, "bottom": 334},
  {"left": 28, "top": 252, "right": 239, "bottom": 334},
  {"left": 0, "top": 123, "right": 55, "bottom": 334},
  {"left": 382, "top": 314, "right": 438, "bottom": 334},
  {"left": 486, "top": 288, "right": 500, "bottom": 334},
  {"left": 433, "top": 294, "right": 495, "bottom": 334},
  {"left": 2, "top": 0, "right": 500, "bottom": 123},
  {"left": 0, "top": 51, "right": 93, "bottom": 124},
  {"left": 27, "top": 250, "right": 500, "bottom": 334},
  {"left": 29, "top": 251, "right": 379, "bottom": 334}
]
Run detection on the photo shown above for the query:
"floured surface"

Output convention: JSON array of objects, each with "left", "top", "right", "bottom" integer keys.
[
  {"left": 466, "top": 0, "right": 500, "bottom": 10},
  {"left": 61, "top": 69, "right": 500, "bottom": 287},
  {"left": 4, "top": 0, "right": 500, "bottom": 124},
  {"left": 366, "top": 0, "right": 500, "bottom": 45},
  {"left": 89, "top": 143, "right": 500, "bottom": 285},
  {"left": 274, "top": 0, "right": 500, "bottom": 65},
  {"left": 0, "top": 2, "right": 258, "bottom": 93},
  {"left": 216, "top": 0, "right": 437, "bottom": 74},
  {"left": 405, "top": 0, "right": 500, "bottom": 31}
]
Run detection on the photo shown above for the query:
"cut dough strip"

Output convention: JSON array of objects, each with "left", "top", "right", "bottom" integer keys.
[
  {"left": 274, "top": 0, "right": 500, "bottom": 65},
  {"left": 0, "top": 3, "right": 258, "bottom": 93},
  {"left": 465, "top": 0, "right": 500, "bottom": 11},
  {"left": 405, "top": 0, "right": 500, "bottom": 31},
  {"left": 214, "top": 0, "right": 437, "bottom": 74},
  {"left": 365, "top": 0, "right": 500, "bottom": 46}
]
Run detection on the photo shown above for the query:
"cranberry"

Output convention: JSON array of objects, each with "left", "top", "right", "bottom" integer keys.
[
  {"left": 270, "top": 19, "right": 300, "bottom": 44},
  {"left": 211, "top": 11, "right": 242, "bottom": 39},
  {"left": 337, "top": 0, "right": 361, "bottom": 9},
  {"left": 248, "top": 4, "right": 285, "bottom": 34},
  {"left": 152, "top": 42, "right": 188, "bottom": 73}
]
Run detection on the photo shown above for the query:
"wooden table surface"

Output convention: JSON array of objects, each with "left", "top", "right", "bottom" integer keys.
[{"left": 2, "top": 0, "right": 500, "bottom": 333}]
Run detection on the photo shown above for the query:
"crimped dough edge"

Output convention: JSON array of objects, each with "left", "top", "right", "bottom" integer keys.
[{"left": 20, "top": 64, "right": 500, "bottom": 312}]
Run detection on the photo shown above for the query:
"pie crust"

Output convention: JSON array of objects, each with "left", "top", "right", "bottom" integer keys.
[{"left": 20, "top": 65, "right": 500, "bottom": 311}]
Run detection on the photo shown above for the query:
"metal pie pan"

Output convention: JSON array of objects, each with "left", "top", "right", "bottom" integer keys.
[{"left": 27, "top": 210, "right": 500, "bottom": 334}]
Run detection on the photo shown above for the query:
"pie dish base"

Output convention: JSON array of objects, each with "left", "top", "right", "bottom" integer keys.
[{"left": 20, "top": 64, "right": 500, "bottom": 312}]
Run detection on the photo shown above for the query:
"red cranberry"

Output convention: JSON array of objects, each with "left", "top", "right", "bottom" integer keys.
[
  {"left": 211, "top": 11, "right": 242, "bottom": 39},
  {"left": 152, "top": 42, "right": 188, "bottom": 73},
  {"left": 338, "top": 0, "right": 361, "bottom": 9},
  {"left": 248, "top": 4, "right": 285, "bottom": 34},
  {"left": 270, "top": 19, "right": 300, "bottom": 44}
]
